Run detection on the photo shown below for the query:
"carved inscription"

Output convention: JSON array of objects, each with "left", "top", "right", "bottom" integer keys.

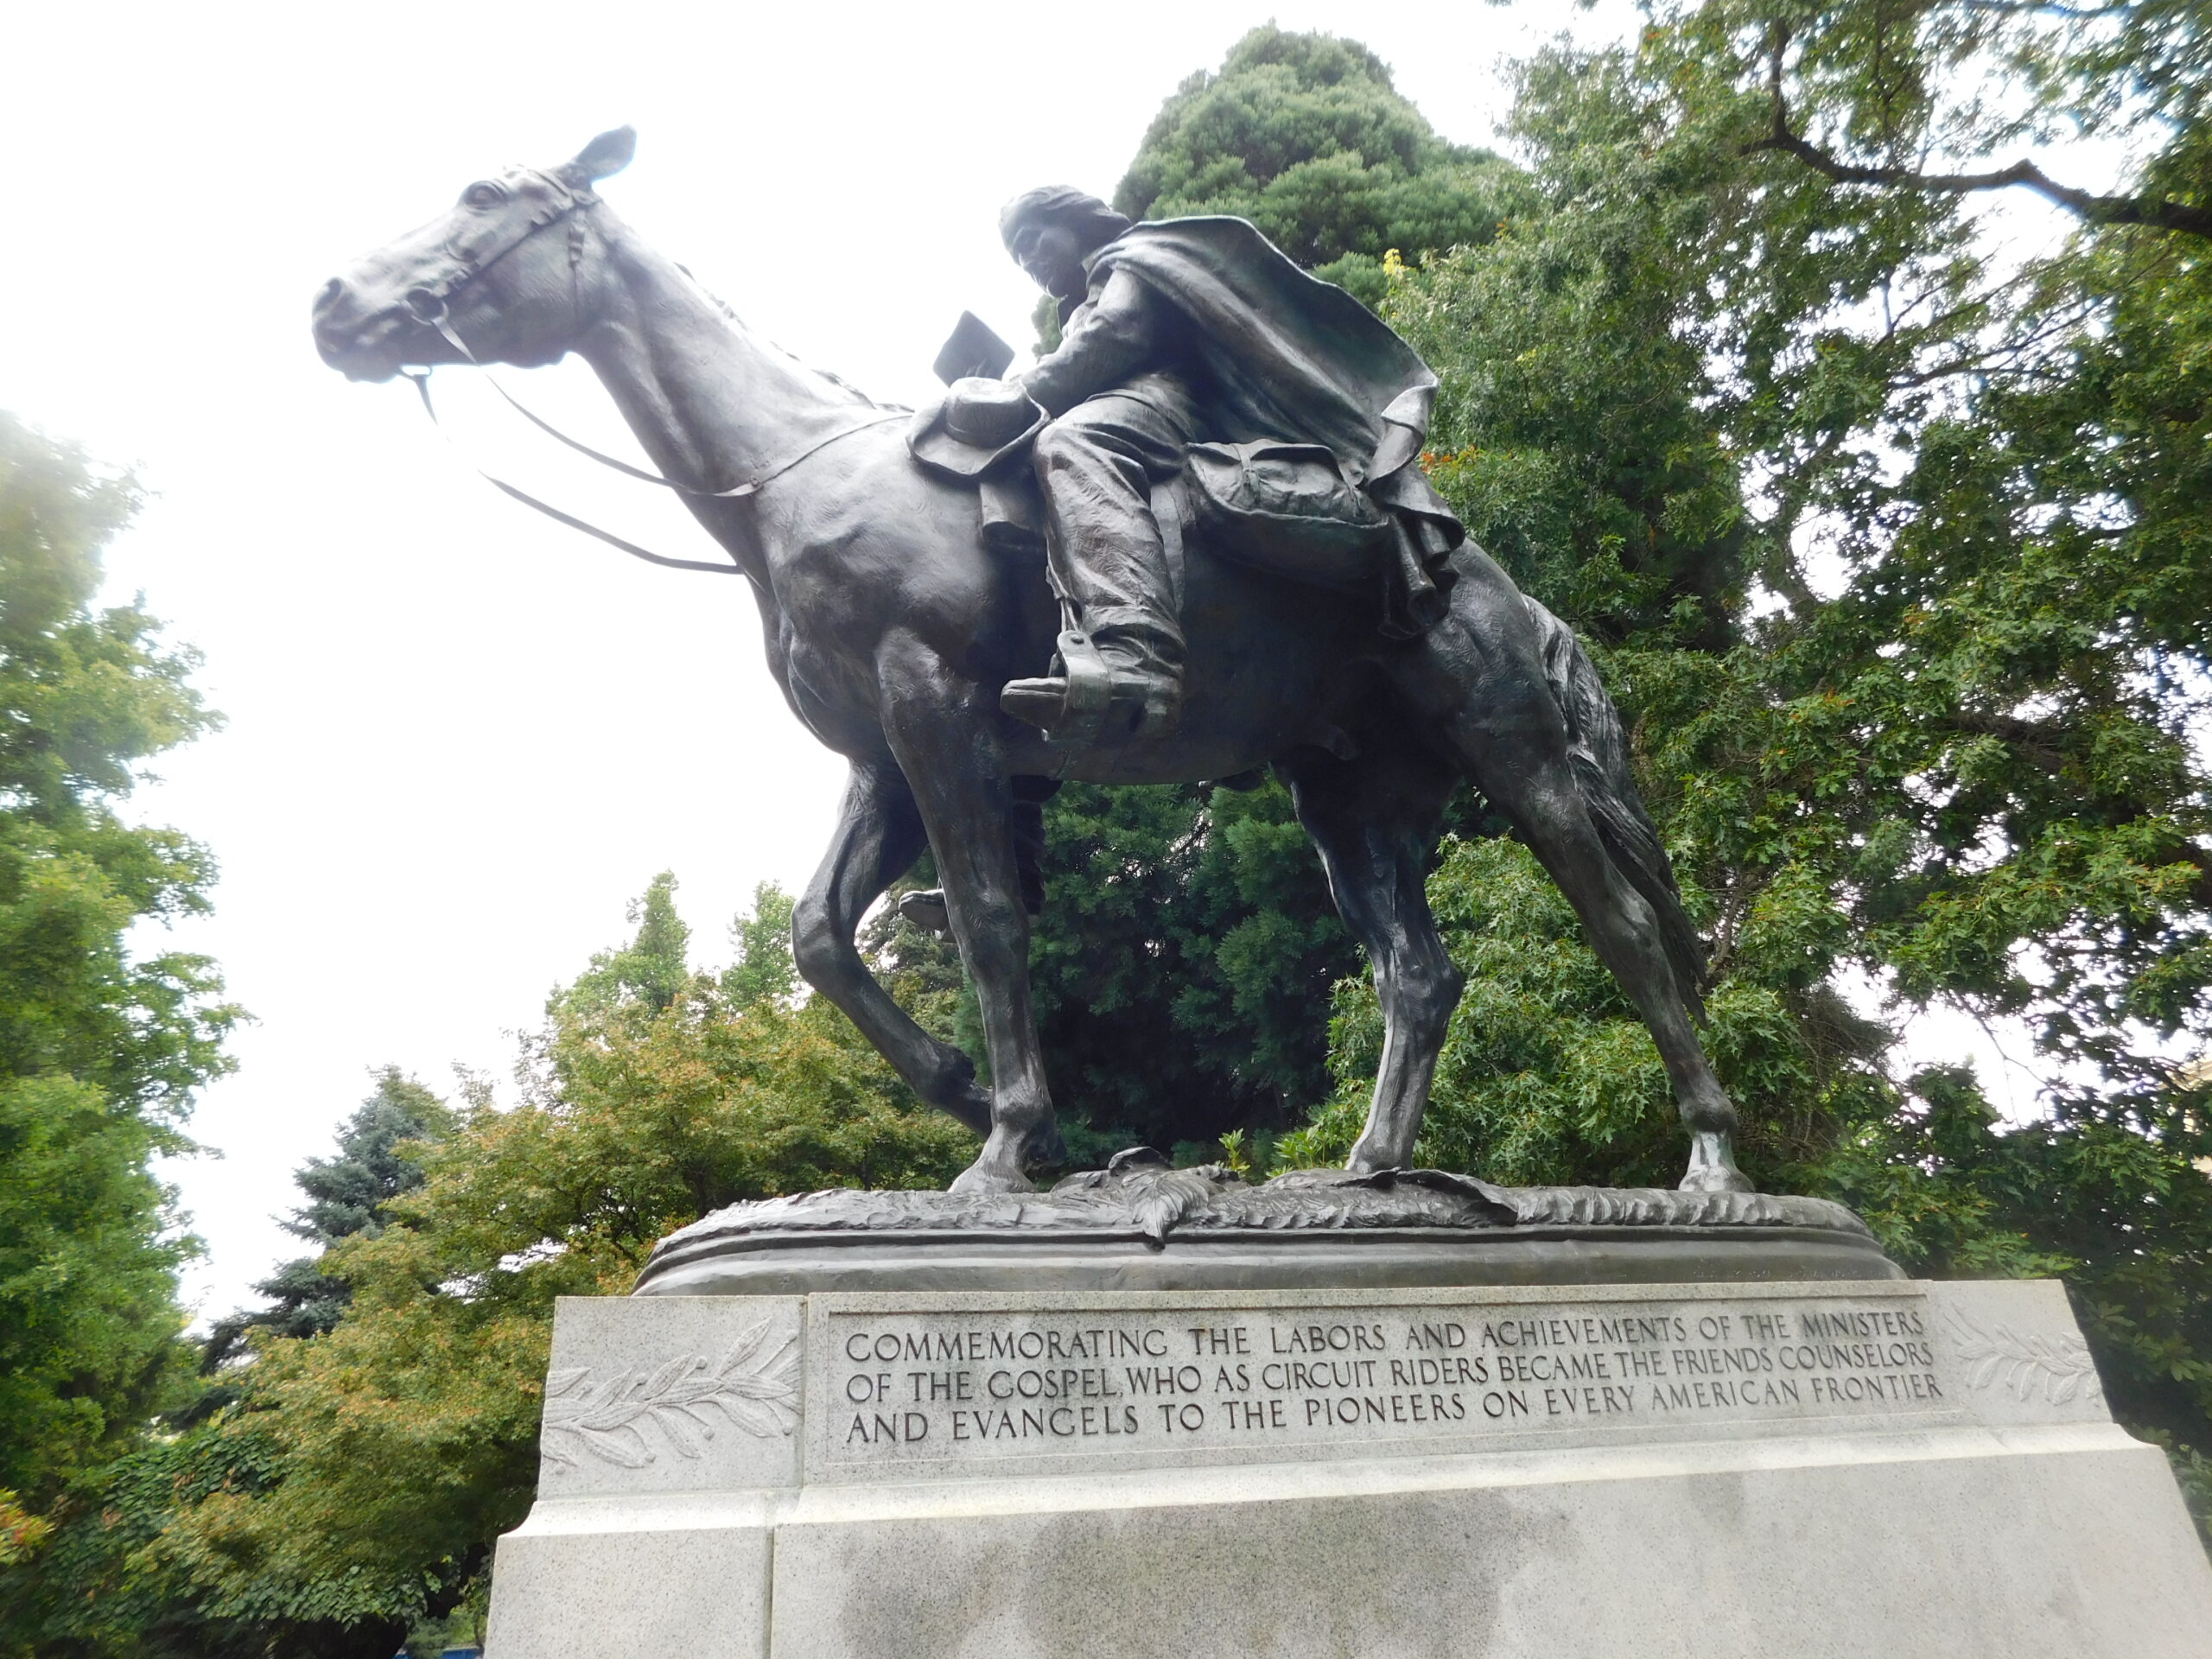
[{"left": 819, "top": 1292, "right": 1943, "bottom": 1468}]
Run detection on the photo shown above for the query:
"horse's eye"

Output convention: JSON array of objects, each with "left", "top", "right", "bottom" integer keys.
[{"left": 463, "top": 181, "right": 506, "bottom": 210}]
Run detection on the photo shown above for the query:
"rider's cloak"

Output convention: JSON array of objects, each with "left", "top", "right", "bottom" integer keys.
[{"left": 1082, "top": 215, "right": 1465, "bottom": 633}]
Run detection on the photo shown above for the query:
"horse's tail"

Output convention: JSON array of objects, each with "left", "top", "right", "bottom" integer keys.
[{"left": 1521, "top": 594, "right": 1707, "bottom": 1014}]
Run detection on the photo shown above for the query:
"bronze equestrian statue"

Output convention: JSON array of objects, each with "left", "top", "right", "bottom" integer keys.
[{"left": 311, "top": 128, "right": 1751, "bottom": 1197}]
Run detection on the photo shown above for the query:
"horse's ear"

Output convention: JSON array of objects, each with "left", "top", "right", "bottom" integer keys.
[{"left": 570, "top": 126, "right": 636, "bottom": 184}]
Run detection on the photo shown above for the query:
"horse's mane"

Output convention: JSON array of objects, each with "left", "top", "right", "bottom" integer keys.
[{"left": 675, "top": 263, "right": 906, "bottom": 416}]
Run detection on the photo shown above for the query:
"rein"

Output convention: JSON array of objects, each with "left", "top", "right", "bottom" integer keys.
[{"left": 401, "top": 169, "right": 900, "bottom": 576}]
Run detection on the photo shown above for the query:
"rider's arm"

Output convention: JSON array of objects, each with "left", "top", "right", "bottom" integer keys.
[{"left": 1020, "top": 269, "right": 1164, "bottom": 415}]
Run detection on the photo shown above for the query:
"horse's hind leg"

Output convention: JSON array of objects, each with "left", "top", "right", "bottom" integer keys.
[
  {"left": 1392, "top": 554, "right": 1750, "bottom": 1192},
  {"left": 1280, "top": 740, "right": 1461, "bottom": 1173},
  {"left": 792, "top": 758, "right": 992, "bottom": 1135}
]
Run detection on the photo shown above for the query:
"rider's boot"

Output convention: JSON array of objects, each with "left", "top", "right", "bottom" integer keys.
[{"left": 1001, "top": 609, "right": 1182, "bottom": 746}]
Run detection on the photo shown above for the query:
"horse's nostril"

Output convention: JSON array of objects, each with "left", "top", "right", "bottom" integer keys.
[
  {"left": 404, "top": 288, "right": 446, "bottom": 323},
  {"left": 315, "top": 276, "right": 347, "bottom": 313}
]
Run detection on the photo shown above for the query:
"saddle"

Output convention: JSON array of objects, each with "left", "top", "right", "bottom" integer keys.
[{"left": 907, "top": 391, "right": 1457, "bottom": 641}]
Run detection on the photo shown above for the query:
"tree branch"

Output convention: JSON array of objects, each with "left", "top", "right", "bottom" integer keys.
[
  {"left": 1947, "top": 710, "right": 2062, "bottom": 748},
  {"left": 1746, "top": 67, "right": 2212, "bottom": 241},
  {"left": 1940, "top": 711, "right": 2080, "bottom": 778}
]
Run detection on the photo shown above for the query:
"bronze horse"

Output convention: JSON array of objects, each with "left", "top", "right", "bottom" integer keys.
[{"left": 312, "top": 129, "right": 1751, "bottom": 1196}]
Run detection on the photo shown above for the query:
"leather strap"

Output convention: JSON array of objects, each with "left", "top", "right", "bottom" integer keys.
[
  {"left": 403, "top": 369, "right": 748, "bottom": 575},
  {"left": 400, "top": 191, "right": 903, "bottom": 574},
  {"left": 426, "top": 312, "right": 902, "bottom": 498},
  {"left": 404, "top": 321, "right": 903, "bottom": 575}
]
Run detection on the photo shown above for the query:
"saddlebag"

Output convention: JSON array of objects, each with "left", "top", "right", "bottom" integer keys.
[{"left": 1183, "top": 441, "right": 1392, "bottom": 591}]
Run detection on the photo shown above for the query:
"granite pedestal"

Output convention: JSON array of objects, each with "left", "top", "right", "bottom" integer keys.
[{"left": 483, "top": 1262, "right": 2212, "bottom": 1657}]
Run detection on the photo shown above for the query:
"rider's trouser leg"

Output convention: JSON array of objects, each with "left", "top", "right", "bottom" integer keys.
[{"left": 1029, "top": 374, "right": 1199, "bottom": 680}]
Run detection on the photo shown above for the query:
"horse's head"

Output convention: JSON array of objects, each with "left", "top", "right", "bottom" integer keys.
[{"left": 313, "top": 127, "right": 635, "bottom": 382}]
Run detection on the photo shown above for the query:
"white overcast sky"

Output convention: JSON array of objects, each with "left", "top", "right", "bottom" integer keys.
[{"left": 5, "top": 0, "right": 2062, "bottom": 1319}]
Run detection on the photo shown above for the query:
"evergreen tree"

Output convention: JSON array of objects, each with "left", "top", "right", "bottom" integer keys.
[
  {"left": 1116, "top": 24, "right": 1527, "bottom": 305},
  {"left": 1029, "top": 780, "right": 1356, "bottom": 1154},
  {"left": 202, "top": 1069, "right": 453, "bottom": 1370}
]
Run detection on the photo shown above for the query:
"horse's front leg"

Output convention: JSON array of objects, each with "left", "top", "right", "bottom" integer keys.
[
  {"left": 791, "top": 757, "right": 993, "bottom": 1135},
  {"left": 879, "top": 633, "right": 1059, "bottom": 1194}
]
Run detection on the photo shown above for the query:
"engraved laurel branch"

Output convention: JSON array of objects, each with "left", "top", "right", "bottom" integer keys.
[
  {"left": 1944, "top": 1307, "right": 2102, "bottom": 1406},
  {"left": 541, "top": 1318, "right": 799, "bottom": 1469}
]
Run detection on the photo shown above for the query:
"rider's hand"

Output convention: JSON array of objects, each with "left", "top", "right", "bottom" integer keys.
[{"left": 942, "top": 376, "right": 1039, "bottom": 448}]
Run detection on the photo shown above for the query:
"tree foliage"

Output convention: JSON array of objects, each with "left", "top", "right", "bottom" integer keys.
[
  {"left": 1115, "top": 24, "right": 1527, "bottom": 304},
  {"left": 1270, "top": 0, "right": 2212, "bottom": 1544},
  {"left": 1026, "top": 781, "right": 1355, "bottom": 1155},
  {"left": 203, "top": 1069, "right": 454, "bottom": 1370},
  {"left": 2, "top": 880, "right": 969, "bottom": 1656},
  {"left": 0, "top": 414, "right": 236, "bottom": 1527}
]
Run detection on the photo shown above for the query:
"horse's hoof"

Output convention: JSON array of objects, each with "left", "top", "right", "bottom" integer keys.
[
  {"left": 950, "top": 1160, "right": 1035, "bottom": 1197},
  {"left": 1679, "top": 1166, "right": 1753, "bottom": 1194},
  {"left": 1678, "top": 1130, "right": 1753, "bottom": 1193},
  {"left": 1345, "top": 1135, "right": 1410, "bottom": 1177}
]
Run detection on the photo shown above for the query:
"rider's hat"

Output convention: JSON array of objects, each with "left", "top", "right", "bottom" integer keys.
[
  {"left": 907, "top": 379, "right": 1048, "bottom": 480},
  {"left": 997, "top": 187, "right": 1133, "bottom": 254}
]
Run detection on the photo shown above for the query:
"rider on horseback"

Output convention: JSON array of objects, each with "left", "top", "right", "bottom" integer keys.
[{"left": 947, "top": 188, "right": 1465, "bottom": 748}]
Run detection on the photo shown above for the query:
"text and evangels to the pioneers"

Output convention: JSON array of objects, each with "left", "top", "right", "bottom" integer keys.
[{"left": 821, "top": 1294, "right": 1942, "bottom": 1465}]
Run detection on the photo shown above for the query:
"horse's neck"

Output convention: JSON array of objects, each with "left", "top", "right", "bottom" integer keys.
[{"left": 575, "top": 225, "right": 880, "bottom": 544}]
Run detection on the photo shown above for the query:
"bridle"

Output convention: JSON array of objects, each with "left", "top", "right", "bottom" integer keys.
[
  {"left": 395, "top": 167, "right": 899, "bottom": 576},
  {"left": 401, "top": 166, "right": 601, "bottom": 322}
]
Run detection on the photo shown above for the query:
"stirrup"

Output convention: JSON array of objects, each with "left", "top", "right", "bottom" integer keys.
[
  {"left": 1047, "top": 625, "right": 1115, "bottom": 749},
  {"left": 1001, "top": 632, "right": 1177, "bottom": 749}
]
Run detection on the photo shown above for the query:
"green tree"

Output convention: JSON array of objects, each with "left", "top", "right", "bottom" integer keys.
[
  {"left": 10, "top": 1070, "right": 460, "bottom": 1659},
  {"left": 1282, "top": 0, "right": 2212, "bottom": 1543},
  {"left": 0, "top": 414, "right": 237, "bottom": 1522},
  {"left": 1116, "top": 24, "right": 1527, "bottom": 305},
  {"left": 551, "top": 869, "right": 691, "bottom": 1020},
  {"left": 1028, "top": 780, "right": 1355, "bottom": 1155},
  {"left": 3, "top": 1419, "right": 402, "bottom": 1659},
  {"left": 721, "top": 880, "right": 799, "bottom": 1011},
  {"left": 203, "top": 1069, "right": 454, "bottom": 1370},
  {"left": 103, "top": 880, "right": 969, "bottom": 1656}
]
